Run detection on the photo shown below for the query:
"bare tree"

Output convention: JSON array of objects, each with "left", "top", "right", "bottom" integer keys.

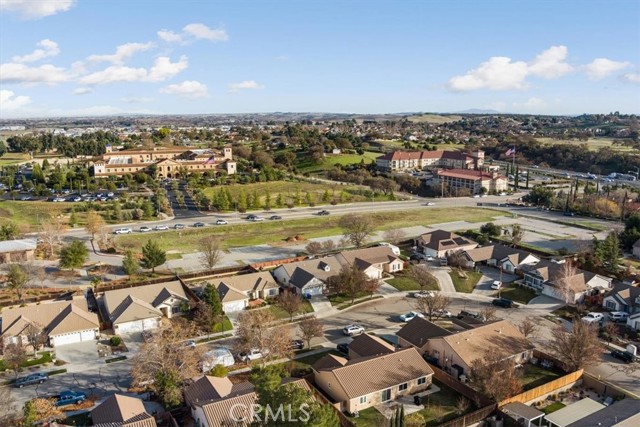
[
  {"left": 447, "top": 251, "right": 467, "bottom": 269},
  {"left": 321, "top": 240, "right": 337, "bottom": 252},
  {"left": 339, "top": 213, "right": 373, "bottom": 247},
  {"left": 298, "top": 316, "right": 324, "bottom": 349},
  {"left": 305, "top": 241, "right": 323, "bottom": 255},
  {"left": 39, "top": 218, "right": 66, "bottom": 259},
  {"left": 408, "top": 265, "right": 438, "bottom": 292},
  {"left": 4, "top": 344, "right": 28, "bottom": 379},
  {"left": 510, "top": 224, "right": 524, "bottom": 247},
  {"left": 479, "top": 306, "right": 498, "bottom": 322},
  {"left": 198, "top": 236, "right": 223, "bottom": 271},
  {"left": 383, "top": 229, "right": 406, "bottom": 245},
  {"left": 470, "top": 353, "right": 523, "bottom": 402},
  {"left": 326, "top": 264, "right": 375, "bottom": 305},
  {"left": 414, "top": 293, "right": 451, "bottom": 321},
  {"left": 234, "top": 309, "right": 292, "bottom": 363},
  {"left": 518, "top": 317, "right": 539, "bottom": 338},
  {"left": 362, "top": 277, "right": 380, "bottom": 298},
  {"left": 24, "top": 323, "right": 46, "bottom": 357},
  {"left": 276, "top": 291, "right": 303, "bottom": 322},
  {"left": 455, "top": 396, "right": 470, "bottom": 415},
  {"left": 85, "top": 211, "right": 106, "bottom": 240},
  {"left": 548, "top": 320, "right": 603, "bottom": 372},
  {"left": 601, "top": 322, "right": 619, "bottom": 347},
  {"left": 554, "top": 261, "right": 578, "bottom": 305}
]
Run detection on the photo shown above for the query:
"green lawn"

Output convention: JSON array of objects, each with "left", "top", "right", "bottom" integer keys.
[
  {"left": 0, "top": 152, "right": 30, "bottom": 166},
  {"left": 0, "top": 351, "right": 53, "bottom": 372},
  {"left": 297, "top": 151, "right": 381, "bottom": 173},
  {"left": 521, "top": 364, "right": 562, "bottom": 391},
  {"left": 536, "top": 137, "right": 639, "bottom": 154},
  {"left": 328, "top": 291, "right": 370, "bottom": 306},
  {"left": 387, "top": 274, "right": 439, "bottom": 292},
  {"left": 115, "top": 207, "right": 503, "bottom": 254},
  {"left": 352, "top": 407, "right": 387, "bottom": 427},
  {"left": 495, "top": 284, "right": 538, "bottom": 304},
  {"left": 541, "top": 401, "right": 566, "bottom": 414},
  {"left": 449, "top": 271, "right": 483, "bottom": 293},
  {"left": 419, "top": 379, "right": 476, "bottom": 426},
  {"left": 212, "top": 316, "right": 233, "bottom": 333},
  {"left": 268, "top": 300, "right": 314, "bottom": 320}
]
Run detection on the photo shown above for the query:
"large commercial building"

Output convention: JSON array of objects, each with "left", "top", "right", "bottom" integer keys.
[
  {"left": 376, "top": 149, "right": 484, "bottom": 172},
  {"left": 434, "top": 169, "right": 507, "bottom": 195},
  {"left": 92, "top": 145, "right": 236, "bottom": 177}
]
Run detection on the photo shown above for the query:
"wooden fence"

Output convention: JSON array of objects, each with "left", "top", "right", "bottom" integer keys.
[
  {"left": 498, "top": 369, "right": 583, "bottom": 406},
  {"left": 428, "top": 363, "right": 494, "bottom": 407},
  {"left": 250, "top": 255, "right": 308, "bottom": 270},
  {"left": 582, "top": 371, "right": 640, "bottom": 400},
  {"left": 437, "top": 404, "right": 497, "bottom": 427},
  {"left": 0, "top": 289, "right": 78, "bottom": 308}
]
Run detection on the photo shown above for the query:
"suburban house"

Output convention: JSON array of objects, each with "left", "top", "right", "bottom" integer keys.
[
  {"left": 462, "top": 244, "right": 540, "bottom": 273},
  {"left": 92, "top": 145, "right": 236, "bottom": 178},
  {"left": 396, "top": 317, "right": 452, "bottom": 355},
  {"left": 1, "top": 294, "right": 99, "bottom": 347},
  {"left": 312, "top": 347, "right": 434, "bottom": 414},
  {"left": 335, "top": 246, "right": 404, "bottom": 279},
  {"left": 272, "top": 256, "right": 344, "bottom": 296},
  {"left": 101, "top": 280, "right": 191, "bottom": 335},
  {"left": 376, "top": 149, "right": 484, "bottom": 173},
  {"left": 91, "top": 394, "right": 157, "bottom": 427},
  {"left": 184, "top": 375, "right": 312, "bottom": 427},
  {"left": 415, "top": 230, "right": 478, "bottom": 258},
  {"left": 0, "top": 238, "right": 37, "bottom": 263},
  {"left": 434, "top": 169, "right": 508, "bottom": 195},
  {"left": 633, "top": 238, "right": 640, "bottom": 258},
  {"left": 565, "top": 398, "right": 640, "bottom": 427},
  {"left": 522, "top": 260, "right": 613, "bottom": 304},
  {"left": 544, "top": 398, "right": 605, "bottom": 427},
  {"left": 602, "top": 283, "right": 640, "bottom": 330},
  {"left": 347, "top": 333, "right": 395, "bottom": 359},
  {"left": 205, "top": 271, "right": 280, "bottom": 312},
  {"left": 424, "top": 319, "right": 534, "bottom": 380}
]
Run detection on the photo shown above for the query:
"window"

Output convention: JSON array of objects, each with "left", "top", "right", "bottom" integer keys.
[
  {"left": 381, "top": 389, "right": 391, "bottom": 402},
  {"left": 605, "top": 300, "right": 616, "bottom": 310},
  {"left": 417, "top": 377, "right": 426, "bottom": 385},
  {"left": 399, "top": 383, "right": 408, "bottom": 392},
  {"left": 359, "top": 396, "right": 366, "bottom": 404},
  {"left": 171, "top": 306, "right": 180, "bottom": 314}
]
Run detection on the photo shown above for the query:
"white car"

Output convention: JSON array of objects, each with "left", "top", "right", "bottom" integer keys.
[
  {"left": 239, "top": 348, "right": 264, "bottom": 362},
  {"left": 491, "top": 281, "right": 502, "bottom": 290},
  {"left": 581, "top": 312, "right": 605, "bottom": 324},
  {"left": 400, "top": 311, "right": 424, "bottom": 322},
  {"left": 343, "top": 325, "right": 365, "bottom": 336},
  {"left": 139, "top": 226, "right": 152, "bottom": 232},
  {"left": 433, "top": 309, "right": 453, "bottom": 318},
  {"left": 426, "top": 202, "right": 435, "bottom": 206},
  {"left": 154, "top": 225, "right": 169, "bottom": 231},
  {"left": 113, "top": 227, "right": 132, "bottom": 234},
  {"left": 216, "top": 219, "right": 228, "bottom": 225},
  {"left": 414, "top": 290, "right": 435, "bottom": 298}
]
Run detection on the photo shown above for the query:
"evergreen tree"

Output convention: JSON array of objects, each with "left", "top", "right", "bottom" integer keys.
[
  {"left": 275, "top": 193, "right": 284, "bottom": 208},
  {"left": 122, "top": 250, "right": 139, "bottom": 278},
  {"left": 59, "top": 239, "right": 89, "bottom": 270},
  {"left": 264, "top": 190, "right": 272, "bottom": 209},
  {"left": 322, "top": 190, "right": 331, "bottom": 203},
  {"left": 141, "top": 240, "right": 166, "bottom": 273},
  {"left": 202, "top": 283, "right": 223, "bottom": 316}
]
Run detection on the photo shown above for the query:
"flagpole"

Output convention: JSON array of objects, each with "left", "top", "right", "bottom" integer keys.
[{"left": 511, "top": 145, "right": 515, "bottom": 178}]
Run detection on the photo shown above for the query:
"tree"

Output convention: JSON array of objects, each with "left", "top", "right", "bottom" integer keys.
[
  {"left": 601, "top": 322, "right": 618, "bottom": 347},
  {"left": 202, "top": 283, "right": 223, "bottom": 317},
  {"left": 193, "top": 301, "right": 215, "bottom": 333},
  {"left": 518, "top": 317, "right": 538, "bottom": 338},
  {"left": 234, "top": 310, "right": 292, "bottom": 363},
  {"left": 299, "top": 315, "right": 324, "bottom": 349},
  {"left": 85, "top": 211, "right": 106, "bottom": 240},
  {"left": 522, "top": 185, "right": 555, "bottom": 207},
  {"left": 0, "top": 222, "right": 19, "bottom": 241},
  {"left": 305, "top": 241, "right": 324, "bottom": 255},
  {"left": 131, "top": 320, "right": 205, "bottom": 408},
  {"left": 39, "top": 218, "right": 66, "bottom": 259},
  {"left": 548, "top": 320, "right": 603, "bottom": 372},
  {"left": 277, "top": 291, "right": 303, "bottom": 322},
  {"left": 249, "top": 365, "right": 340, "bottom": 427},
  {"left": 339, "top": 213, "right": 373, "bottom": 247},
  {"left": 414, "top": 293, "right": 451, "bottom": 321},
  {"left": 383, "top": 229, "right": 406, "bottom": 245},
  {"left": 24, "top": 323, "right": 46, "bottom": 357},
  {"left": 389, "top": 404, "right": 405, "bottom": 427},
  {"left": 4, "top": 344, "right": 27, "bottom": 379},
  {"left": 58, "top": 239, "right": 89, "bottom": 270},
  {"left": 326, "top": 265, "right": 374, "bottom": 305},
  {"left": 479, "top": 306, "right": 498, "bottom": 322},
  {"left": 480, "top": 222, "right": 501, "bottom": 237},
  {"left": 198, "top": 236, "right": 223, "bottom": 271},
  {"left": 209, "top": 364, "right": 228, "bottom": 377},
  {"left": 455, "top": 396, "right": 470, "bottom": 415},
  {"left": 23, "top": 398, "right": 63, "bottom": 425},
  {"left": 122, "top": 250, "right": 139, "bottom": 278},
  {"left": 470, "top": 353, "right": 523, "bottom": 402},
  {"left": 509, "top": 224, "right": 524, "bottom": 246},
  {"left": 408, "top": 265, "right": 438, "bottom": 292},
  {"left": 141, "top": 239, "right": 166, "bottom": 273},
  {"left": 6, "top": 264, "right": 28, "bottom": 301},
  {"left": 555, "top": 260, "right": 578, "bottom": 304},
  {"left": 362, "top": 277, "right": 380, "bottom": 298}
]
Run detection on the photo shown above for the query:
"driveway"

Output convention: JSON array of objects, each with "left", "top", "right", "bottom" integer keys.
[
  {"left": 54, "top": 341, "right": 101, "bottom": 373},
  {"left": 472, "top": 266, "right": 518, "bottom": 297},
  {"left": 429, "top": 267, "right": 455, "bottom": 293}
]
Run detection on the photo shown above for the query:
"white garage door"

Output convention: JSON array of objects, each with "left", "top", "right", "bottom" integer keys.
[
  {"left": 223, "top": 300, "right": 246, "bottom": 313},
  {"left": 143, "top": 318, "right": 158, "bottom": 330},
  {"left": 116, "top": 320, "right": 144, "bottom": 334},
  {"left": 51, "top": 332, "right": 81, "bottom": 346},
  {"left": 81, "top": 330, "right": 96, "bottom": 341}
]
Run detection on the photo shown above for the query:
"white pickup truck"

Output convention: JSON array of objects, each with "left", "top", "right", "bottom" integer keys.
[{"left": 581, "top": 312, "right": 604, "bottom": 324}]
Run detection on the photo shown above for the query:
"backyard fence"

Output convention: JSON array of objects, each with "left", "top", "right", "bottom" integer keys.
[
  {"left": 427, "top": 363, "right": 494, "bottom": 407},
  {"left": 582, "top": 371, "right": 640, "bottom": 400},
  {"left": 436, "top": 404, "right": 497, "bottom": 427},
  {"left": 498, "top": 369, "right": 583, "bottom": 406},
  {"left": 250, "top": 255, "right": 308, "bottom": 270}
]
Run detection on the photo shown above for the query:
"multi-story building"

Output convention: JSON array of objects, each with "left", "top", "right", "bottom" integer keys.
[
  {"left": 376, "top": 149, "right": 484, "bottom": 172},
  {"left": 92, "top": 145, "right": 236, "bottom": 177},
  {"left": 434, "top": 169, "right": 507, "bottom": 195}
]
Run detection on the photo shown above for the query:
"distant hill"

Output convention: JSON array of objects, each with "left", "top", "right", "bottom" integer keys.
[{"left": 454, "top": 109, "right": 503, "bottom": 114}]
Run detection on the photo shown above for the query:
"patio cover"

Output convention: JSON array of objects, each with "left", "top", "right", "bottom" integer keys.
[
  {"left": 545, "top": 398, "right": 605, "bottom": 427},
  {"left": 502, "top": 402, "right": 544, "bottom": 427}
]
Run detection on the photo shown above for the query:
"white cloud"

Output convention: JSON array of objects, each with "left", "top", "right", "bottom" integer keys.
[
  {"left": 448, "top": 56, "right": 529, "bottom": 91},
  {"left": 527, "top": 45, "right": 573, "bottom": 79},
  {"left": 228, "top": 80, "right": 265, "bottom": 92},
  {"left": 183, "top": 23, "right": 229, "bottom": 41},
  {"left": 623, "top": 72, "right": 640, "bottom": 83},
  {"left": 160, "top": 80, "right": 208, "bottom": 99},
  {"left": 12, "top": 39, "right": 60, "bottom": 63},
  {"left": 79, "top": 56, "right": 188, "bottom": 85},
  {"left": 0, "top": 0, "right": 75, "bottom": 19},
  {"left": 0, "top": 89, "right": 31, "bottom": 110},
  {"left": 73, "top": 87, "right": 93, "bottom": 95},
  {"left": 0, "top": 62, "right": 71, "bottom": 84},
  {"left": 87, "top": 42, "right": 154, "bottom": 65},
  {"left": 585, "top": 58, "right": 631, "bottom": 80},
  {"left": 158, "top": 29, "right": 182, "bottom": 43},
  {"left": 120, "top": 96, "right": 154, "bottom": 104}
]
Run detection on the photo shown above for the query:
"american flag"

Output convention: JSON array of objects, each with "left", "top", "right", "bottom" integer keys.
[{"left": 505, "top": 147, "right": 516, "bottom": 156}]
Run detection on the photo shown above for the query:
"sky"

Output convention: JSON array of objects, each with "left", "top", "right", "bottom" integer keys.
[{"left": 0, "top": 0, "right": 639, "bottom": 118}]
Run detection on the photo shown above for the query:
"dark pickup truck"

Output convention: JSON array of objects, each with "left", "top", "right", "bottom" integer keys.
[{"left": 53, "top": 390, "right": 87, "bottom": 406}]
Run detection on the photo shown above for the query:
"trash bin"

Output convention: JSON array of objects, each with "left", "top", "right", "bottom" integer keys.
[{"left": 414, "top": 395, "right": 421, "bottom": 405}]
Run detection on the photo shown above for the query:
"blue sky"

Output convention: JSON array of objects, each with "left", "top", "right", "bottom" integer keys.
[{"left": 1, "top": 0, "right": 639, "bottom": 118}]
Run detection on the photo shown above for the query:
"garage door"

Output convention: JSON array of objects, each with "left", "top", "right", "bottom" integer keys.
[
  {"left": 81, "top": 330, "right": 96, "bottom": 341},
  {"left": 116, "top": 320, "right": 144, "bottom": 334},
  {"left": 51, "top": 332, "right": 81, "bottom": 346},
  {"left": 223, "top": 300, "right": 246, "bottom": 312},
  {"left": 303, "top": 286, "right": 323, "bottom": 296}
]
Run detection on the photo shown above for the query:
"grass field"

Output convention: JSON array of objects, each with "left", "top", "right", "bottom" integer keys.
[
  {"left": 114, "top": 207, "right": 503, "bottom": 253},
  {"left": 449, "top": 270, "right": 483, "bottom": 293},
  {"left": 386, "top": 272, "right": 439, "bottom": 291},
  {"left": 536, "top": 137, "right": 639, "bottom": 154},
  {"left": 374, "top": 139, "right": 464, "bottom": 151},
  {"left": 521, "top": 364, "right": 562, "bottom": 391},
  {"left": 0, "top": 152, "right": 30, "bottom": 166},
  {"left": 296, "top": 151, "right": 380, "bottom": 173},
  {"left": 495, "top": 284, "right": 538, "bottom": 304},
  {"left": 268, "top": 300, "right": 314, "bottom": 319},
  {"left": 407, "top": 114, "right": 463, "bottom": 124},
  {"left": 0, "top": 200, "right": 75, "bottom": 231}
]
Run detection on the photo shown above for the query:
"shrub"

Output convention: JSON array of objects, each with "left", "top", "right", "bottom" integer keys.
[
  {"left": 209, "top": 364, "right": 228, "bottom": 377},
  {"left": 110, "top": 336, "right": 122, "bottom": 346}
]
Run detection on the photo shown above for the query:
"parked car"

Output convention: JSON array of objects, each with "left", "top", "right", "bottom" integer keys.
[
  {"left": 174, "top": 223, "right": 185, "bottom": 229},
  {"left": 414, "top": 290, "right": 435, "bottom": 298},
  {"left": 54, "top": 390, "right": 87, "bottom": 406},
  {"left": 139, "top": 226, "right": 152, "bottom": 232},
  {"left": 490, "top": 280, "right": 502, "bottom": 290},
  {"left": 317, "top": 210, "right": 330, "bottom": 216},
  {"left": 581, "top": 312, "right": 605, "bottom": 324},
  {"left": 336, "top": 343, "right": 349, "bottom": 354},
  {"left": 343, "top": 325, "right": 365, "bottom": 336},
  {"left": 610, "top": 349, "right": 635, "bottom": 364},
  {"left": 193, "top": 222, "right": 206, "bottom": 227},
  {"left": 492, "top": 297, "right": 514, "bottom": 308},
  {"left": 15, "top": 373, "right": 49, "bottom": 388},
  {"left": 269, "top": 215, "right": 283, "bottom": 220},
  {"left": 154, "top": 225, "right": 169, "bottom": 231},
  {"left": 215, "top": 219, "right": 228, "bottom": 225},
  {"left": 399, "top": 311, "right": 424, "bottom": 322},
  {"left": 238, "top": 348, "right": 264, "bottom": 362},
  {"left": 457, "top": 310, "right": 484, "bottom": 320},
  {"left": 184, "top": 340, "right": 196, "bottom": 349},
  {"left": 113, "top": 227, "right": 132, "bottom": 234},
  {"left": 433, "top": 309, "right": 452, "bottom": 318},
  {"left": 288, "top": 339, "right": 304, "bottom": 350},
  {"left": 608, "top": 312, "right": 629, "bottom": 323}
]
